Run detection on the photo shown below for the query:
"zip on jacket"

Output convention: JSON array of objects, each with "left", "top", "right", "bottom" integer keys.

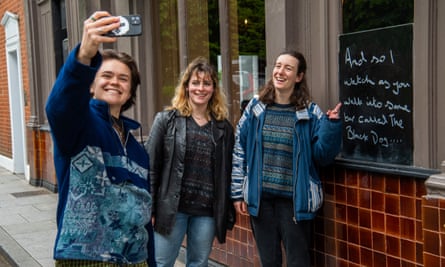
[{"left": 231, "top": 97, "right": 342, "bottom": 221}]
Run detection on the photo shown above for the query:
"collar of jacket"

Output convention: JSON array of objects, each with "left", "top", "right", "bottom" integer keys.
[
  {"left": 171, "top": 109, "right": 227, "bottom": 125},
  {"left": 252, "top": 100, "right": 311, "bottom": 121},
  {"left": 170, "top": 109, "right": 227, "bottom": 142},
  {"left": 90, "top": 98, "right": 141, "bottom": 130}
]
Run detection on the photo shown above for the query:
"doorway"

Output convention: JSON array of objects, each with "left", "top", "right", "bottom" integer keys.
[{"left": 2, "top": 12, "right": 28, "bottom": 177}]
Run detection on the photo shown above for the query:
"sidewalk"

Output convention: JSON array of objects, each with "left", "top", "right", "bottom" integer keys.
[
  {"left": 0, "top": 166, "right": 57, "bottom": 267},
  {"left": 0, "top": 167, "right": 185, "bottom": 267}
]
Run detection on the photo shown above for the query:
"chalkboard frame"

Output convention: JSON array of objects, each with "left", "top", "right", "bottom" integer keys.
[
  {"left": 338, "top": 23, "right": 413, "bottom": 166},
  {"left": 334, "top": 158, "right": 439, "bottom": 180}
]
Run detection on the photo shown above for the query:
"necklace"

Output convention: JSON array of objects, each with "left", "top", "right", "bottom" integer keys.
[
  {"left": 191, "top": 113, "right": 209, "bottom": 126},
  {"left": 192, "top": 112, "right": 209, "bottom": 121},
  {"left": 111, "top": 116, "right": 125, "bottom": 144},
  {"left": 192, "top": 115, "right": 207, "bottom": 121}
]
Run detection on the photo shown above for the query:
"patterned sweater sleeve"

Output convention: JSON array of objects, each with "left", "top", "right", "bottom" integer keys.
[{"left": 231, "top": 99, "right": 254, "bottom": 201}]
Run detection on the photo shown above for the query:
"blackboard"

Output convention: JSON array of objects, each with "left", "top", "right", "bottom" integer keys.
[{"left": 339, "top": 24, "right": 413, "bottom": 165}]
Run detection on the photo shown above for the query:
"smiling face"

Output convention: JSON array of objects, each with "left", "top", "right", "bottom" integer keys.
[
  {"left": 187, "top": 71, "right": 214, "bottom": 109},
  {"left": 90, "top": 59, "right": 132, "bottom": 117},
  {"left": 272, "top": 54, "right": 303, "bottom": 94}
]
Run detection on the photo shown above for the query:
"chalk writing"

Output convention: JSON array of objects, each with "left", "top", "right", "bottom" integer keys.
[
  {"left": 345, "top": 48, "right": 395, "bottom": 69},
  {"left": 339, "top": 24, "right": 413, "bottom": 165},
  {"left": 345, "top": 125, "right": 404, "bottom": 148},
  {"left": 343, "top": 111, "right": 405, "bottom": 130},
  {"left": 344, "top": 76, "right": 411, "bottom": 96}
]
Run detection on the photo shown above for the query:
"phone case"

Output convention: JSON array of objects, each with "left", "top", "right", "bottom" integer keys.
[{"left": 106, "top": 15, "right": 142, "bottom": 37}]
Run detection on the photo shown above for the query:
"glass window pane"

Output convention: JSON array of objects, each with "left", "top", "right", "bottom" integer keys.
[
  {"left": 234, "top": 0, "right": 266, "bottom": 110},
  {"left": 158, "top": 0, "right": 220, "bottom": 109},
  {"left": 159, "top": 0, "right": 180, "bottom": 108},
  {"left": 186, "top": 0, "right": 216, "bottom": 63},
  {"left": 157, "top": 0, "right": 265, "bottom": 112},
  {"left": 342, "top": 0, "right": 413, "bottom": 33},
  {"left": 207, "top": 1, "right": 220, "bottom": 66}
]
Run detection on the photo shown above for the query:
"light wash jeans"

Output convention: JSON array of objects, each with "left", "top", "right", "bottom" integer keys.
[{"left": 154, "top": 212, "right": 215, "bottom": 267}]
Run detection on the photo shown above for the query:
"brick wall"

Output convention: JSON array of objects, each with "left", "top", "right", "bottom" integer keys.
[
  {"left": 422, "top": 197, "right": 444, "bottom": 266},
  {"left": 204, "top": 165, "right": 442, "bottom": 267},
  {"left": 211, "top": 212, "right": 260, "bottom": 266},
  {"left": 27, "top": 127, "right": 57, "bottom": 192},
  {"left": 0, "top": 1, "right": 30, "bottom": 159},
  {"left": 314, "top": 167, "right": 426, "bottom": 267}
]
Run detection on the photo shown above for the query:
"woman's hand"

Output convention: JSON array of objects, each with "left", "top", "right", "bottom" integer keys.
[
  {"left": 326, "top": 102, "right": 342, "bottom": 120},
  {"left": 77, "top": 11, "right": 121, "bottom": 65},
  {"left": 234, "top": 200, "right": 248, "bottom": 215}
]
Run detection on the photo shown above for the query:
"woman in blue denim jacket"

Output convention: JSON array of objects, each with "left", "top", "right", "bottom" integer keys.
[{"left": 231, "top": 50, "right": 342, "bottom": 267}]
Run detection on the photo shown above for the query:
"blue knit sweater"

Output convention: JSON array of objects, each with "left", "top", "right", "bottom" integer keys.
[
  {"left": 231, "top": 97, "right": 342, "bottom": 221},
  {"left": 45, "top": 44, "right": 155, "bottom": 265}
]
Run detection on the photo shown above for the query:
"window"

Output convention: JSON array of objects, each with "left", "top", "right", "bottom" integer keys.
[
  {"left": 342, "top": 0, "right": 413, "bottom": 33},
  {"left": 340, "top": 0, "right": 423, "bottom": 167},
  {"left": 156, "top": 0, "right": 266, "bottom": 113},
  {"left": 52, "top": 0, "right": 67, "bottom": 73},
  {"left": 234, "top": 0, "right": 266, "bottom": 109}
]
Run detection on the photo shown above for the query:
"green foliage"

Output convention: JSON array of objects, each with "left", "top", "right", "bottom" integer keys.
[
  {"left": 238, "top": 0, "right": 265, "bottom": 58},
  {"left": 343, "top": 0, "right": 413, "bottom": 33},
  {"left": 207, "top": 0, "right": 266, "bottom": 62},
  {"left": 208, "top": 0, "right": 220, "bottom": 65}
]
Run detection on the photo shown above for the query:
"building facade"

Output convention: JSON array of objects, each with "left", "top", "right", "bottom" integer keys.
[
  {"left": 1, "top": 0, "right": 444, "bottom": 266},
  {"left": 0, "top": 0, "right": 30, "bottom": 179}
]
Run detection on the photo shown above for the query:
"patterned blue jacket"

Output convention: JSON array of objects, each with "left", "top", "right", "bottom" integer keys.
[
  {"left": 231, "top": 97, "right": 342, "bottom": 220},
  {"left": 45, "top": 44, "right": 155, "bottom": 265}
]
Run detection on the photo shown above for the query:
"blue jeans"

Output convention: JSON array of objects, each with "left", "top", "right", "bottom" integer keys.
[{"left": 154, "top": 212, "right": 215, "bottom": 267}]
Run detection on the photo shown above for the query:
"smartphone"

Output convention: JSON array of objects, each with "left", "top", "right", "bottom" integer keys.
[{"left": 105, "top": 15, "right": 142, "bottom": 37}]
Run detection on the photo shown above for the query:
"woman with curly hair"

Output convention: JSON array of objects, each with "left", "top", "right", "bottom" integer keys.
[{"left": 146, "top": 57, "right": 235, "bottom": 267}]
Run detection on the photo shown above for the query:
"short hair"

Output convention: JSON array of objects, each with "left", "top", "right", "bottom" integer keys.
[{"left": 101, "top": 49, "right": 141, "bottom": 112}]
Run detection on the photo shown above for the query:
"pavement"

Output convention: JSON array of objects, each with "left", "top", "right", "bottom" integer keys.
[
  {"left": 0, "top": 166, "right": 185, "bottom": 267},
  {"left": 0, "top": 167, "right": 57, "bottom": 267}
]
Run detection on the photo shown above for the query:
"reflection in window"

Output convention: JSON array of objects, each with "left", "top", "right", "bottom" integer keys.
[
  {"left": 342, "top": 0, "right": 413, "bottom": 33},
  {"left": 159, "top": 0, "right": 180, "bottom": 108},
  {"left": 233, "top": 0, "right": 266, "bottom": 107},
  {"left": 207, "top": 1, "right": 220, "bottom": 66},
  {"left": 156, "top": 0, "right": 265, "bottom": 112},
  {"left": 158, "top": 0, "right": 220, "bottom": 109},
  {"left": 186, "top": 0, "right": 215, "bottom": 63}
]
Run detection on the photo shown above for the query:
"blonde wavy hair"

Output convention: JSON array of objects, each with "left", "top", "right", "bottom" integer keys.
[{"left": 167, "top": 57, "right": 229, "bottom": 121}]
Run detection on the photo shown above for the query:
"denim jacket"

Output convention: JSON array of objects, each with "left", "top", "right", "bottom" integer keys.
[{"left": 231, "top": 97, "right": 342, "bottom": 221}]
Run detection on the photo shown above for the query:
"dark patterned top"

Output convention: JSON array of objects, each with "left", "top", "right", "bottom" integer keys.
[
  {"left": 262, "top": 104, "right": 295, "bottom": 198},
  {"left": 178, "top": 117, "right": 215, "bottom": 216}
]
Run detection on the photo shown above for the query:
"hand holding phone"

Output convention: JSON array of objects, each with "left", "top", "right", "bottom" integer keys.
[{"left": 105, "top": 15, "right": 142, "bottom": 37}]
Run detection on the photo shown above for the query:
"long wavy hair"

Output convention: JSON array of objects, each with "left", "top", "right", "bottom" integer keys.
[
  {"left": 167, "top": 56, "right": 229, "bottom": 120},
  {"left": 101, "top": 49, "right": 141, "bottom": 112},
  {"left": 259, "top": 50, "right": 311, "bottom": 110}
]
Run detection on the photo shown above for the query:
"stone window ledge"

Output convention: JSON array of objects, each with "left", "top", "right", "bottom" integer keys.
[{"left": 425, "top": 161, "right": 445, "bottom": 199}]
